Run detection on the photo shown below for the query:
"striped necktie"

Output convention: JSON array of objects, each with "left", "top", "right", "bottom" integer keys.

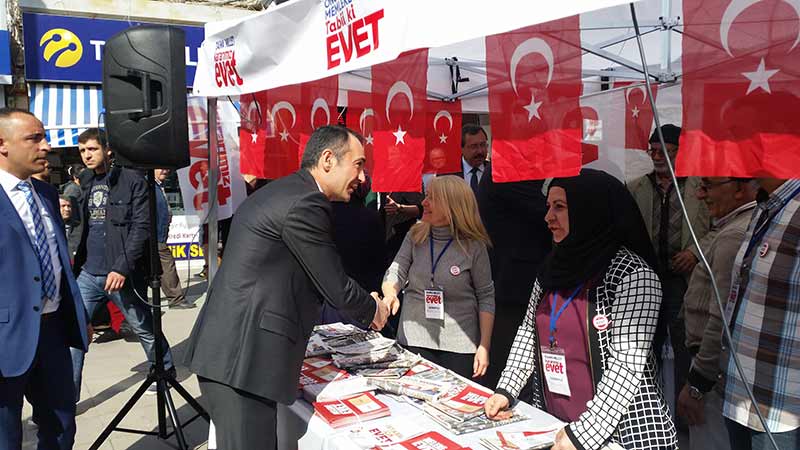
[{"left": 17, "top": 181, "right": 57, "bottom": 301}]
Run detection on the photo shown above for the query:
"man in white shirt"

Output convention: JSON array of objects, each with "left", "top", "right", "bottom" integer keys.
[{"left": 0, "top": 108, "right": 89, "bottom": 450}]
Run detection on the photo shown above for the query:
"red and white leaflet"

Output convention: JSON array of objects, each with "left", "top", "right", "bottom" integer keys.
[{"left": 372, "top": 431, "right": 465, "bottom": 450}]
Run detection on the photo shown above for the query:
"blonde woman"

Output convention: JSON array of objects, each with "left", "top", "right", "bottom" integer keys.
[{"left": 383, "top": 176, "right": 495, "bottom": 379}]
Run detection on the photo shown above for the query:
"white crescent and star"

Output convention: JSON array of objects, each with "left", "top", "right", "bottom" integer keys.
[
  {"left": 310, "top": 98, "right": 331, "bottom": 128},
  {"left": 720, "top": 0, "right": 800, "bottom": 57},
  {"left": 359, "top": 108, "right": 375, "bottom": 145},
  {"left": 626, "top": 86, "right": 647, "bottom": 119},
  {"left": 509, "top": 37, "right": 555, "bottom": 123},
  {"left": 433, "top": 110, "right": 453, "bottom": 143},
  {"left": 271, "top": 101, "right": 296, "bottom": 141}
]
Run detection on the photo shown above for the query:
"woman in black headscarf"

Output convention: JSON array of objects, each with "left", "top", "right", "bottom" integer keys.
[{"left": 485, "top": 169, "right": 676, "bottom": 450}]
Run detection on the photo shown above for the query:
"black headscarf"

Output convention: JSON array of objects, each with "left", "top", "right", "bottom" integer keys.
[{"left": 538, "top": 169, "right": 656, "bottom": 291}]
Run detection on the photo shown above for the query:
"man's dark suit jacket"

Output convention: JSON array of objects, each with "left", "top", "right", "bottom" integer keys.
[
  {"left": 440, "top": 161, "right": 491, "bottom": 191},
  {"left": 184, "top": 169, "right": 377, "bottom": 404}
]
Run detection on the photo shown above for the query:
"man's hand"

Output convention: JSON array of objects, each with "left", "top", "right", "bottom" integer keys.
[
  {"left": 552, "top": 428, "right": 577, "bottom": 450},
  {"left": 105, "top": 272, "right": 126, "bottom": 292},
  {"left": 370, "top": 292, "right": 390, "bottom": 330},
  {"left": 484, "top": 393, "right": 513, "bottom": 420},
  {"left": 671, "top": 250, "right": 698, "bottom": 274},
  {"left": 473, "top": 345, "right": 489, "bottom": 378},
  {"left": 384, "top": 195, "right": 400, "bottom": 216},
  {"left": 677, "top": 384, "right": 706, "bottom": 426}
]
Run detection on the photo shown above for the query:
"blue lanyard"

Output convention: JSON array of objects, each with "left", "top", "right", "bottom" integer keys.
[
  {"left": 429, "top": 237, "right": 453, "bottom": 286},
  {"left": 549, "top": 283, "right": 585, "bottom": 347},
  {"left": 742, "top": 185, "right": 800, "bottom": 260}
]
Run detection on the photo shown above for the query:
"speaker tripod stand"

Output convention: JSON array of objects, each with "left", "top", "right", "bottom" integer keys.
[{"left": 89, "top": 171, "right": 209, "bottom": 450}]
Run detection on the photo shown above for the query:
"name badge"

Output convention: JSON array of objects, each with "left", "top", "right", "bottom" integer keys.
[
  {"left": 540, "top": 346, "right": 571, "bottom": 397},
  {"left": 424, "top": 289, "right": 445, "bottom": 320}
]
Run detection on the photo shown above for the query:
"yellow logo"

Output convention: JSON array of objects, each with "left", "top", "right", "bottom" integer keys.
[{"left": 39, "top": 28, "right": 83, "bottom": 68}]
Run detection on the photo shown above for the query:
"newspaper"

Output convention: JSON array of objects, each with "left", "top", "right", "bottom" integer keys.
[
  {"left": 332, "top": 345, "right": 413, "bottom": 369},
  {"left": 367, "top": 377, "right": 452, "bottom": 402},
  {"left": 479, "top": 429, "right": 559, "bottom": 450},
  {"left": 313, "top": 322, "right": 363, "bottom": 338},
  {"left": 424, "top": 405, "right": 529, "bottom": 435},
  {"left": 326, "top": 332, "right": 396, "bottom": 355}
]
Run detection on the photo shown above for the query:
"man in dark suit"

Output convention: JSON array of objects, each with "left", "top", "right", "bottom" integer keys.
[
  {"left": 185, "top": 125, "right": 393, "bottom": 449},
  {"left": 476, "top": 175, "right": 552, "bottom": 391},
  {"left": 441, "top": 124, "right": 491, "bottom": 193},
  {"left": 0, "top": 108, "right": 89, "bottom": 449}
]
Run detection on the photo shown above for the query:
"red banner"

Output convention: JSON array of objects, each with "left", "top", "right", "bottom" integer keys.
[
  {"left": 679, "top": 0, "right": 800, "bottom": 177},
  {"left": 298, "top": 75, "right": 340, "bottom": 156},
  {"left": 619, "top": 83, "right": 658, "bottom": 150},
  {"left": 486, "top": 16, "right": 583, "bottom": 182},
  {"left": 424, "top": 100, "right": 463, "bottom": 174},
  {"left": 371, "top": 50, "right": 428, "bottom": 192}
]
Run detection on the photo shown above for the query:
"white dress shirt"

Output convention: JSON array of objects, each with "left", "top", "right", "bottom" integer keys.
[
  {"left": 0, "top": 168, "right": 63, "bottom": 313},
  {"left": 461, "top": 157, "right": 485, "bottom": 185}
]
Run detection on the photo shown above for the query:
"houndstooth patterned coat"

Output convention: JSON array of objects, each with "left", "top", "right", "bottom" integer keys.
[{"left": 495, "top": 247, "right": 678, "bottom": 450}]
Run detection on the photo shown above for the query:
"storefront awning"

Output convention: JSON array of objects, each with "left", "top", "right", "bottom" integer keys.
[{"left": 29, "top": 83, "right": 105, "bottom": 148}]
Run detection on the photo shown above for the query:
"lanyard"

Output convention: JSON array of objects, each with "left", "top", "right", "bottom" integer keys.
[
  {"left": 549, "top": 283, "right": 585, "bottom": 347},
  {"left": 742, "top": 185, "right": 800, "bottom": 260},
  {"left": 429, "top": 237, "right": 453, "bottom": 286}
]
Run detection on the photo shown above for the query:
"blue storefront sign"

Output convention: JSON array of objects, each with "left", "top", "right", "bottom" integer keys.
[{"left": 23, "top": 12, "right": 204, "bottom": 85}]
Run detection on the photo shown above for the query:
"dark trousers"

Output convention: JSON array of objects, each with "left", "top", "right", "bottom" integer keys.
[
  {"left": 404, "top": 346, "right": 474, "bottom": 381},
  {"left": 484, "top": 303, "right": 528, "bottom": 391},
  {"left": 726, "top": 417, "right": 799, "bottom": 450},
  {"left": 198, "top": 377, "right": 277, "bottom": 450},
  {"left": 158, "top": 243, "right": 185, "bottom": 305},
  {"left": 0, "top": 315, "right": 76, "bottom": 450}
]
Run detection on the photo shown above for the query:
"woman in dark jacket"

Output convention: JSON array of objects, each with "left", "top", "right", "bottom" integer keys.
[{"left": 485, "top": 169, "right": 676, "bottom": 450}]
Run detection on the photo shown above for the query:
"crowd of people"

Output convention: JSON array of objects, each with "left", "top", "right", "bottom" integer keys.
[{"left": 1, "top": 106, "right": 798, "bottom": 450}]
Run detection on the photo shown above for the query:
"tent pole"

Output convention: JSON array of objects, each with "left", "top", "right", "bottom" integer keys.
[
  {"left": 660, "top": 0, "right": 672, "bottom": 73},
  {"left": 628, "top": 4, "right": 779, "bottom": 449},
  {"left": 206, "top": 97, "right": 219, "bottom": 285}
]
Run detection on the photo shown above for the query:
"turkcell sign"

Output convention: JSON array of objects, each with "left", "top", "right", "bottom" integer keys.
[{"left": 23, "top": 12, "right": 204, "bottom": 85}]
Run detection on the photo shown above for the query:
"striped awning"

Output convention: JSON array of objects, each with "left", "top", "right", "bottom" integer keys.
[{"left": 29, "top": 83, "right": 105, "bottom": 148}]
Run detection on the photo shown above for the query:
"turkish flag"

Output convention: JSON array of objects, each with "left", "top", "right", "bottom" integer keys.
[
  {"left": 238, "top": 90, "right": 271, "bottom": 179},
  {"left": 617, "top": 82, "right": 658, "bottom": 150},
  {"left": 679, "top": 0, "right": 800, "bottom": 177},
  {"left": 298, "top": 76, "right": 340, "bottom": 157},
  {"left": 371, "top": 49, "right": 428, "bottom": 193},
  {"left": 345, "top": 90, "right": 376, "bottom": 174},
  {"left": 486, "top": 16, "right": 583, "bottom": 182},
  {"left": 562, "top": 105, "right": 600, "bottom": 165},
  {"left": 262, "top": 84, "right": 303, "bottom": 179},
  {"left": 424, "top": 100, "right": 462, "bottom": 174}
]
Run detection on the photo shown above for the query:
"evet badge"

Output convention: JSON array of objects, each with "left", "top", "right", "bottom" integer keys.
[
  {"left": 213, "top": 36, "right": 244, "bottom": 88},
  {"left": 592, "top": 314, "right": 610, "bottom": 331}
]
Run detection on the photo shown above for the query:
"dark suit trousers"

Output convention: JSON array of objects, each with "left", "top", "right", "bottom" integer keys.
[
  {"left": 198, "top": 377, "right": 277, "bottom": 450},
  {"left": 0, "top": 314, "right": 76, "bottom": 450}
]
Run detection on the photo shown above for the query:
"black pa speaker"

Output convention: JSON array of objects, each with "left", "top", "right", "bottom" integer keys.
[{"left": 103, "top": 26, "right": 189, "bottom": 169}]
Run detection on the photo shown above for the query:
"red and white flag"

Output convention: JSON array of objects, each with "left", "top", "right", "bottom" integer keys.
[
  {"left": 620, "top": 83, "right": 658, "bottom": 151},
  {"left": 239, "top": 90, "right": 270, "bottom": 179},
  {"left": 345, "top": 90, "right": 376, "bottom": 175},
  {"left": 371, "top": 50, "right": 427, "bottom": 192},
  {"left": 562, "top": 105, "right": 600, "bottom": 165},
  {"left": 424, "top": 99, "right": 462, "bottom": 174},
  {"left": 298, "top": 75, "right": 340, "bottom": 154},
  {"left": 679, "top": 0, "right": 800, "bottom": 177},
  {"left": 486, "top": 16, "right": 583, "bottom": 182}
]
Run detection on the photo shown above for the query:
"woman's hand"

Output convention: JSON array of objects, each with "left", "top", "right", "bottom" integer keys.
[
  {"left": 551, "top": 428, "right": 577, "bottom": 450},
  {"left": 484, "top": 393, "right": 513, "bottom": 421},
  {"left": 473, "top": 345, "right": 489, "bottom": 378}
]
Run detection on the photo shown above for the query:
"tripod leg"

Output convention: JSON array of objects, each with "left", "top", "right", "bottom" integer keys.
[
  {"left": 156, "top": 379, "right": 168, "bottom": 438},
  {"left": 167, "top": 377, "right": 210, "bottom": 421},
  {"left": 163, "top": 385, "right": 189, "bottom": 450},
  {"left": 89, "top": 375, "right": 155, "bottom": 450}
]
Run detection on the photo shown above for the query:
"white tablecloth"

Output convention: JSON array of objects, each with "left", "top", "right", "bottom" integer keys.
[{"left": 210, "top": 393, "right": 562, "bottom": 450}]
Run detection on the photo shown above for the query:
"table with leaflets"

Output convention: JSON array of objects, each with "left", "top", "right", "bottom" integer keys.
[{"left": 209, "top": 323, "right": 564, "bottom": 450}]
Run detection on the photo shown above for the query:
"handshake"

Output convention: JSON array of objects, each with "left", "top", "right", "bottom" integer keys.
[{"left": 369, "top": 292, "right": 400, "bottom": 330}]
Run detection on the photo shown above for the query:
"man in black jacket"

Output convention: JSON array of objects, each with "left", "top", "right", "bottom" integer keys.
[
  {"left": 70, "top": 128, "right": 174, "bottom": 400},
  {"left": 185, "top": 126, "right": 392, "bottom": 449}
]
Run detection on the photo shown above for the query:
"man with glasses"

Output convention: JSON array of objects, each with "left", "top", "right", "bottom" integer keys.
[
  {"left": 677, "top": 177, "right": 758, "bottom": 450},
  {"left": 441, "top": 124, "right": 491, "bottom": 194},
  {"left": 628, "top": 124, "right": 710, "bottom": 423}
]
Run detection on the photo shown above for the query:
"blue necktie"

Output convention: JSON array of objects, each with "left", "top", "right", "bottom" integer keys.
[{"left": 17, "top": 181, "right": 57, "bottom": 301}]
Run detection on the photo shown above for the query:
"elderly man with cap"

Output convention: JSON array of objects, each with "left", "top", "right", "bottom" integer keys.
[{"left": 628, "top": 124, "right": 711, "bottom": 424}]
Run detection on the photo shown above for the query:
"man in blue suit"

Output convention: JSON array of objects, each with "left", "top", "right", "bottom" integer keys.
[{"left": 0, "top": 108, "right": 89, "bottom": 450}]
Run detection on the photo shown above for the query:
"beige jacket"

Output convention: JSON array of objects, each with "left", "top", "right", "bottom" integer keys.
[
  {"left": 627, "top": 174, "right": 710, "bottom": 258},
  {"left": 684, "top": 201, "right": 755, "bottom": 392}
]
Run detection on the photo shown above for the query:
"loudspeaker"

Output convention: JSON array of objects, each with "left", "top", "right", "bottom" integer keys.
[{"left": 103, "top": 26, "right": 189, "bottom": 169}]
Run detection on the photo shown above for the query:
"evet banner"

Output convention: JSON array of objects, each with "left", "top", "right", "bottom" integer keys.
[{"left": 193, "top": 0, "right": 636, "bottom": 97}]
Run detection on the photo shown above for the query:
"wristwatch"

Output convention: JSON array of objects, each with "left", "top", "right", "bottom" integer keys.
[{"left": 688, "top": 385, "right": 704, "bottom": 400}]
